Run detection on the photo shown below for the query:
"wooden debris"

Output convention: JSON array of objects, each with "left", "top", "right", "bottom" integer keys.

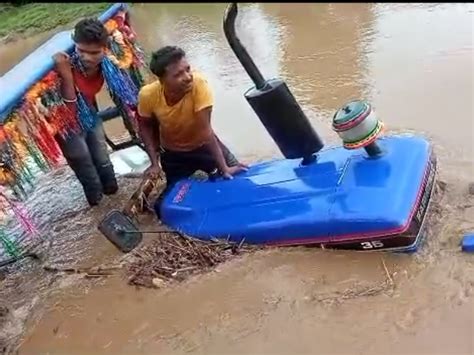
[
  {"left": 125, "top": 233, "right": 255, "bottom": 288},
  {"left": 381, "top": 258, "right": 394, "bottom": 286},
  {"left": 123, "top": 177, "right": 161, "bottom": 217},
  {"left": 152, "top": 277, "right": 166, "bottom": 288},
  {"left": 42, "top": 264, "right": 122, "bottom": 278},
  {"left": 311, "top": 258, "right": 397, "bottom": 306},
  {"left": 469, "top": 182, "right": 474, "bottom": 196}
]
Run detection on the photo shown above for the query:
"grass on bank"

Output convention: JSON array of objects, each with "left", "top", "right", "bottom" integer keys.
[{"left": 0, "top": 3, "right": 113, "bottom": 41}]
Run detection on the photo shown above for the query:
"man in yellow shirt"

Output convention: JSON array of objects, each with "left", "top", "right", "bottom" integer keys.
[{"left": 137, "top": 46, "right": 247, "bottom": 193}]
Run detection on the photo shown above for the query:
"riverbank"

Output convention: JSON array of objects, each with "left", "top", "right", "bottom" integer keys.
[{"left": 0, "top": 3, "right": 113, "bottom": 43}]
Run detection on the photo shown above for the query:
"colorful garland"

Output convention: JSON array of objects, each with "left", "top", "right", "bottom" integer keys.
[
  {"left": 0, "top": 189, "right": 38, "bottom": 258},
  {"left": 0, "top": 10, "right": 148, "bottom": 261}
]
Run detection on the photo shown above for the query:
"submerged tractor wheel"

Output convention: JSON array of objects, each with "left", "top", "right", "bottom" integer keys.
[{"left": 333, "top": 100, "right": 384, "bottom": 157}]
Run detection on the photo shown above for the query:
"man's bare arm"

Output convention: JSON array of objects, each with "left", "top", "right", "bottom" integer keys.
[
  {"left": 53, "top": 52, "right": 76, "bottom": 102},
  {"left": 196, "top": 107, "right": 228, "bottom": 169},
  {"left": 137, "top": 114, "right": 160, "bottom": 169},
  {"left": 196, "top": 107, "right": 247, "bottom": 179}
]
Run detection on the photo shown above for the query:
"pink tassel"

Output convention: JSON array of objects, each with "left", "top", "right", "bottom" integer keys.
[
  {"left": 10, "top": 203, "right": 38, "bottom": 236},
  {"left": 0, "top": 192, "right": 38, "bottom": 237}
]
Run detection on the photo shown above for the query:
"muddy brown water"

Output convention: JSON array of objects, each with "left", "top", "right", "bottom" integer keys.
[{"left": 0, "top": 3, "right": 473, "bottom": 354}]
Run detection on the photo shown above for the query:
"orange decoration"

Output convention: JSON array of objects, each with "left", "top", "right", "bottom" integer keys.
[{"left": 105, "top": 19, "right": 119, "bottom": 34}]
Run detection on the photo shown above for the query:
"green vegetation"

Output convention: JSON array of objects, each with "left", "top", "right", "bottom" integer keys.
[{"left": 0, "top": 2, "right": 113, "bottom": 41}]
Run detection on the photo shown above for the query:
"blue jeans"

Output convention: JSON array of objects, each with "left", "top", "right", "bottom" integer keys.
[{"left": 56, "top": 121, "right": 117, "bottom": 205}]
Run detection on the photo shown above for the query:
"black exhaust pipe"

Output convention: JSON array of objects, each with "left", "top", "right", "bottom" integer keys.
[{"left": 223, "top": 3, "right": 324, "bottom": 162}]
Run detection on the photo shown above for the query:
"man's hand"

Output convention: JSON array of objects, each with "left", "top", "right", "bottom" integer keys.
[
  {"left": 53, "top": 52, "right": 72, "bottom": 78},
  {"left": 221, "top": 162, "right": 249, "bottom": 180},
  {"left": 144, "top": 162, "right": 161, "bottom": 179}
]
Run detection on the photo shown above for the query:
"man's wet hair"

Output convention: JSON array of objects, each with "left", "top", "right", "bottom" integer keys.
[
  {"left": 150, "top": 46, "right": 186, "bottom": 78},
  {"left": 73, "top": 18, "right": 108, "bottom": 46}
]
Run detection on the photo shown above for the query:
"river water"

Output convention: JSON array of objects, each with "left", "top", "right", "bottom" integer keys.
[{"left": 0, "top": 3, "right": 473, "bottom": 354}]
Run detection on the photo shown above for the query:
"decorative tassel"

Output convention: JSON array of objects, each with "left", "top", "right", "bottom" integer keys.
[
  {"left": 25, "top": 137, "right": 49, "bottom": 172},
  {"left": 76, "top": 92, "right": 97, "bottom": 132},
  {"left": 2, "top": 125, "right": 36, "bottom": 195},
  {"left": 1, "top": 193, "right": 38, "bottom": 237},
  {"left": 129, "top": 65, "right": 145, "bottom": 89},
  {"left": 102, "top": 56, "right": 138, "bottom": 106},
  {"left": 0, "top": 229, "right": 20, "bottom": 258},
  {"left": 41, "top": 90, "right": 79, "bottom": 138},
  {"left": 0, "top": 10, "right": 147, "bottom": 227},
  {"left": 109, "top": 37, "right": 124, "bottom": 58}
]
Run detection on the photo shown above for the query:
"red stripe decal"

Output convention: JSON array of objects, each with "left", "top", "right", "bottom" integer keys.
[{"left": 265, "top": 154, "right": 433, "bottom": 247}]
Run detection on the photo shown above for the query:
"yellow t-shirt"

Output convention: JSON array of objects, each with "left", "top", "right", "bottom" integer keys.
[{"left": 137, "top": 72, "right": 214, "bottom": 151}]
